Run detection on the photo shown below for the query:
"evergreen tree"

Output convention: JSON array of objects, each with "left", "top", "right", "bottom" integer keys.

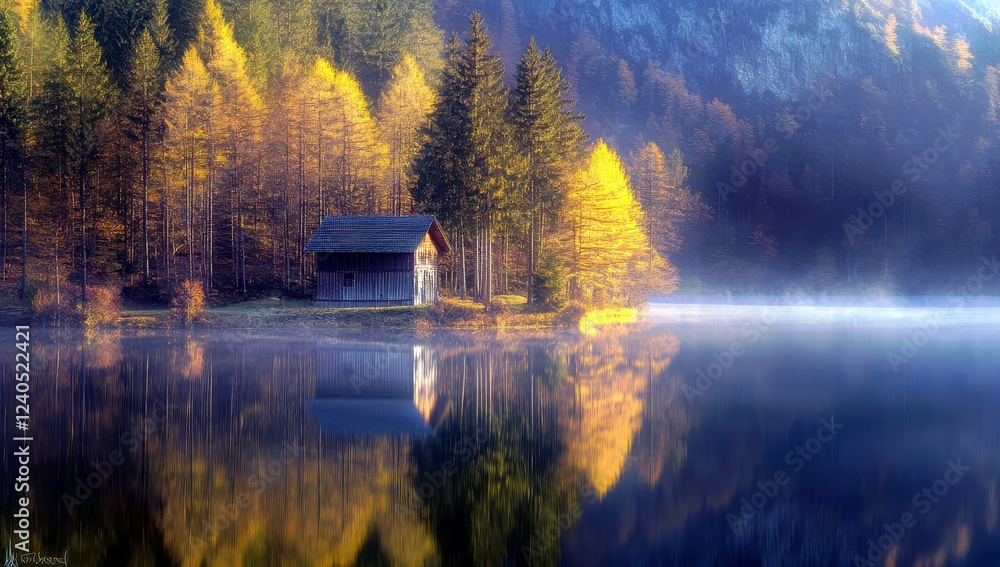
[
  {"left": 232, "top": 0, "right": 280, "bottom": 92},
  {"left": 413, "top": 14, "right": 511, "bottom": 304},
  {"left": 262, "top": 51, "right": 308, "bottom": 290},
  {"left": 125, "top": 29, "right": 163, "bottom": 283},
  {"left": 0, "top": 7, "right": 25, "bottom": 286},
  {"left": 315, "top": 0, "right": 443, "bottom": 96},
  {"left": 66, "top": 12, "right": 117, "bottom": 302},
  {"left": 148, "top": 0, "right": 177, "bottom": 69},
  {"left": 412, "top": 33, "right": 468, "bottom": 295},
  {"left": 628, "top": 141, "right": 707, "bottom": 256},
  {"left": 510, "top": 37, "right": 585, "bottom": 303}
]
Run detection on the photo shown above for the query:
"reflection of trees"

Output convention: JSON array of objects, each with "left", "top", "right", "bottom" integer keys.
[
  {"left": 155, "top": 437, "right": 437, "bottom": 567},
  {"left": 421, "top": 330, "right": 683, "bottom": 566},
  {"left": 82, "top": 329, "right": 123, "bottom": 370},
  {"left": 557, "top": 333, "right": 680, "bottom": 497},
  {"left": 15, "top": 329, "right": 1000, "bottom": 566},
  {"left": 147, "top": 337, "right": 440, "bottom": 566},
  {"left": 173, "top": 338, "right": 205, "bottom": 379}
]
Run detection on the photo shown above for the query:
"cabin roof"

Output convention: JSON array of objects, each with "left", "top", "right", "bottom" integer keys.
[{"left": 304, "top": 215, "right": 451, "bottom": 254}]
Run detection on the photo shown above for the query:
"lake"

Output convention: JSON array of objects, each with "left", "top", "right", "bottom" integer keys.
[{"left": 2, "top": 308, "right": 999, "bottom": 566}]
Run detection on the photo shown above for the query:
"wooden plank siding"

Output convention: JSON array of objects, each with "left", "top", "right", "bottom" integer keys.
[
  {"left": 315, "top": 252, "right": 415, "bottom": 305},
  {"left": 308, "top": 217, "right": 448, "bottom": 307}
]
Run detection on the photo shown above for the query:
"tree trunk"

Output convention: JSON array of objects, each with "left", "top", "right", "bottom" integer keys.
[
  {"left": 484, "top": 214, "right": 492, "bottom": 307},
  {"left": 79, "top": 162, "right": 88, "bottom": 304},
  {"left": 142, "top": 125, "right": 150, "bottom": 283},
  {"left": 460, "top": 220, "right": 467, "bottom": 300},
  {"left": 20, "top": 174, "right": 27, "bottom": 300}
]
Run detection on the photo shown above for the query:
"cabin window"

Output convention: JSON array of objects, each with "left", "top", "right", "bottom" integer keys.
[{"left": 344, "top": 272, "right": 355, "bottom": 287}]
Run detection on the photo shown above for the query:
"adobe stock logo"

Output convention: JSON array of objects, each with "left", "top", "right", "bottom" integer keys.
[
  {"left": 726, "top": 416, "right": 843, "bottom": 533},
  {"left": 843, "top": 126, "right": 959, "bottom": 244},
  {"left": 852, "top": 459, "right": 970, "bottom": 566}
]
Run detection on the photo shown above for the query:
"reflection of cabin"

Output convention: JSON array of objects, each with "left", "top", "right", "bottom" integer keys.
[
  {"left": 304, "top": 216, "right": 450, "bottom": 307},
  {"left": 307, "top": 341, "right": 447, "bottom": 437}
]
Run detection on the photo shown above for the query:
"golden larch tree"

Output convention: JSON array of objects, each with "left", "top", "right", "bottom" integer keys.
[
  {"left": 305, "top": 57, "right": 388, "bottom": 216},
  {"left": 377, "top": 54, "right": 436, "bottom": 215},
  {"left": 560, "top": 140, "right": 677, "bottom": 306}
]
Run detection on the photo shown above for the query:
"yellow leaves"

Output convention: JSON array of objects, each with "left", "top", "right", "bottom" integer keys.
[
  {"left": 7, "top": 0, "right": 37, "bottom": 35},
  {"left": 164, "top": 48, "right": 214, "bottom": 130},
  {"left": 306, "top": 56, "right": 389, "bottom": 214},
  {"left": 577, "top": 307, "right": 638, "bottom": 336},
  {"left": 950, "top": 37, "right": 974, "bottom": 74},
  {"left": 196, "top": 0, "right": 261, "bottom": 125},
  {"left": 913, "top": 22, "right": 948, "bottom": 50},
  {"left": 559, "top": 336, "right": 648, "bottom": 497},
  {"left": 562, "top": 140, "right": 678, "bottom": 306},
  {"left": 377, "top": 54, "right": 436, "bottom": 213},
  {"left": 378, "top": 54, "right": 436, "bottom": 160},
  {"left": 884, "top": 13, "right": 900, "bottom": 57}
]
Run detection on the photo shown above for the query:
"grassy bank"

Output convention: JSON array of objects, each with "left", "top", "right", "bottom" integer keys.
[
  {"left": 4, "top": 295, "right": 647, "bottom": 333},
  {"left": 115, "top": 296, "right": 560, "bottom": 330}
]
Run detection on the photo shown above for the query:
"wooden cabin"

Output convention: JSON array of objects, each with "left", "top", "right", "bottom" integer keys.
[{"left": 304, "top": 215, "right": 450, "bottom": 307}]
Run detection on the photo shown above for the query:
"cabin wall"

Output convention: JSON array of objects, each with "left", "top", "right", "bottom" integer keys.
[
  {"left": 414, "top": 233, "right": 440, "bottom": 305},
  {"left": 315, "top": 252, "right": 414, "bottom": 306}
]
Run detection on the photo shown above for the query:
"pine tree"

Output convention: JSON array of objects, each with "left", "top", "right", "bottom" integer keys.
[
  {"left": 402, "top": 0, "right": 442, "bottom": 83},
  {"left": 511, "top": 37, "right": 586, "bottom": 303},
  {"left": 628, "top": 141, "right": 706, "bottom": 256},
  {"left": 197, "top": 0, "right": 262, "bottom": 292},
  {"left": 125, "top": 29, "right": 163, "bottom": 284},
  {"left": 17, "top": 0, "right": 57, "bottom": 299},
  {"left": 0, "top": 7, "right": 25, "bottom": 287},
  {"left": 66, "top": 12, "right": 117, "bottom": 302},
  {"left": 413, "top": 15, "right": 511, "bottom": 305},
  {"left": 148, "top": 0, "right": 177, "bottom": 69},
  {"left": 460, "top": 14, "right": 509, "bottom": 305},
  {"left": 263, "top": 51, "right": 308, "bottom": 290},
  {"left": 377, "top": 54, "right": 435, "bottom": 215},
  {"left": 412, "top": 33, "right": 468, "bottom": 295},
  {"left": 30, "top": 16, "right": 72, "bottom": 301},
  {"left": 233, "top": 0, "right": 280, "bottom": 92},
  {"left": 314, "top": 0, "right": 444, "bottom": 96}
]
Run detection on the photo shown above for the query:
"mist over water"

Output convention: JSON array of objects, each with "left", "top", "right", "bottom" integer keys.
[{"left": 649, "top": 298, "right": 1000, "bottom": 327}]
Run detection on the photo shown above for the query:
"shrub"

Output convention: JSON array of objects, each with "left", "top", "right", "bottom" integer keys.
[
  {"left": 30, "top": 286, "right": 74, "bottom": 325},
  {"left": 81, "top": 284, "right": 123, "bottom": 328},
  {"left": 533, "top": 250, "right": 568, "bottom": 310},
  {"left": 171, "top": 279, "right": 206, "bottom": 327}
]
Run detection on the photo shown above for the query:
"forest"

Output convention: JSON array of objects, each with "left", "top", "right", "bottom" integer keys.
[
  {"left": 2, "top": 0, "right": 1000, "bottom": 318},
  {"left": 0, "top": 0, "right": 698, "bottom": 317}
]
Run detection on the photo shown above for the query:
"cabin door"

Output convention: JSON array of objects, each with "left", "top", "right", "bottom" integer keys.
[{"left": 415, "top": 268, "right": 425, "bottom": 305}]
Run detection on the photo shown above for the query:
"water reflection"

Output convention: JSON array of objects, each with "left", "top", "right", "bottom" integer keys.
[{"left": 0, "top": 324, "right": 998, "bottom": 566}]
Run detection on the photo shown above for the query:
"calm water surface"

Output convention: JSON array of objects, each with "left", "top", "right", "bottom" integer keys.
[{"left": 1, "top": 315, "right": 999, "bottom": 566}]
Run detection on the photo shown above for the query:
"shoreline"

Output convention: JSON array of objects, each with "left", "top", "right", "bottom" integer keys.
[{"left": 2, "top": 298, "right": 645, "bottom": 334}]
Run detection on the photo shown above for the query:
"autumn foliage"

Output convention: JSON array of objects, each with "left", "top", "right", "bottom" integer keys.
[
  {"left": 171, "top": 279, "right": 206, "bottom": 326},
  {"left": 81, "top": 285, "right": 123, "bottom": 328},
  {"left": 556, "top": 140, "right": 678, "bottom": 307}
]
